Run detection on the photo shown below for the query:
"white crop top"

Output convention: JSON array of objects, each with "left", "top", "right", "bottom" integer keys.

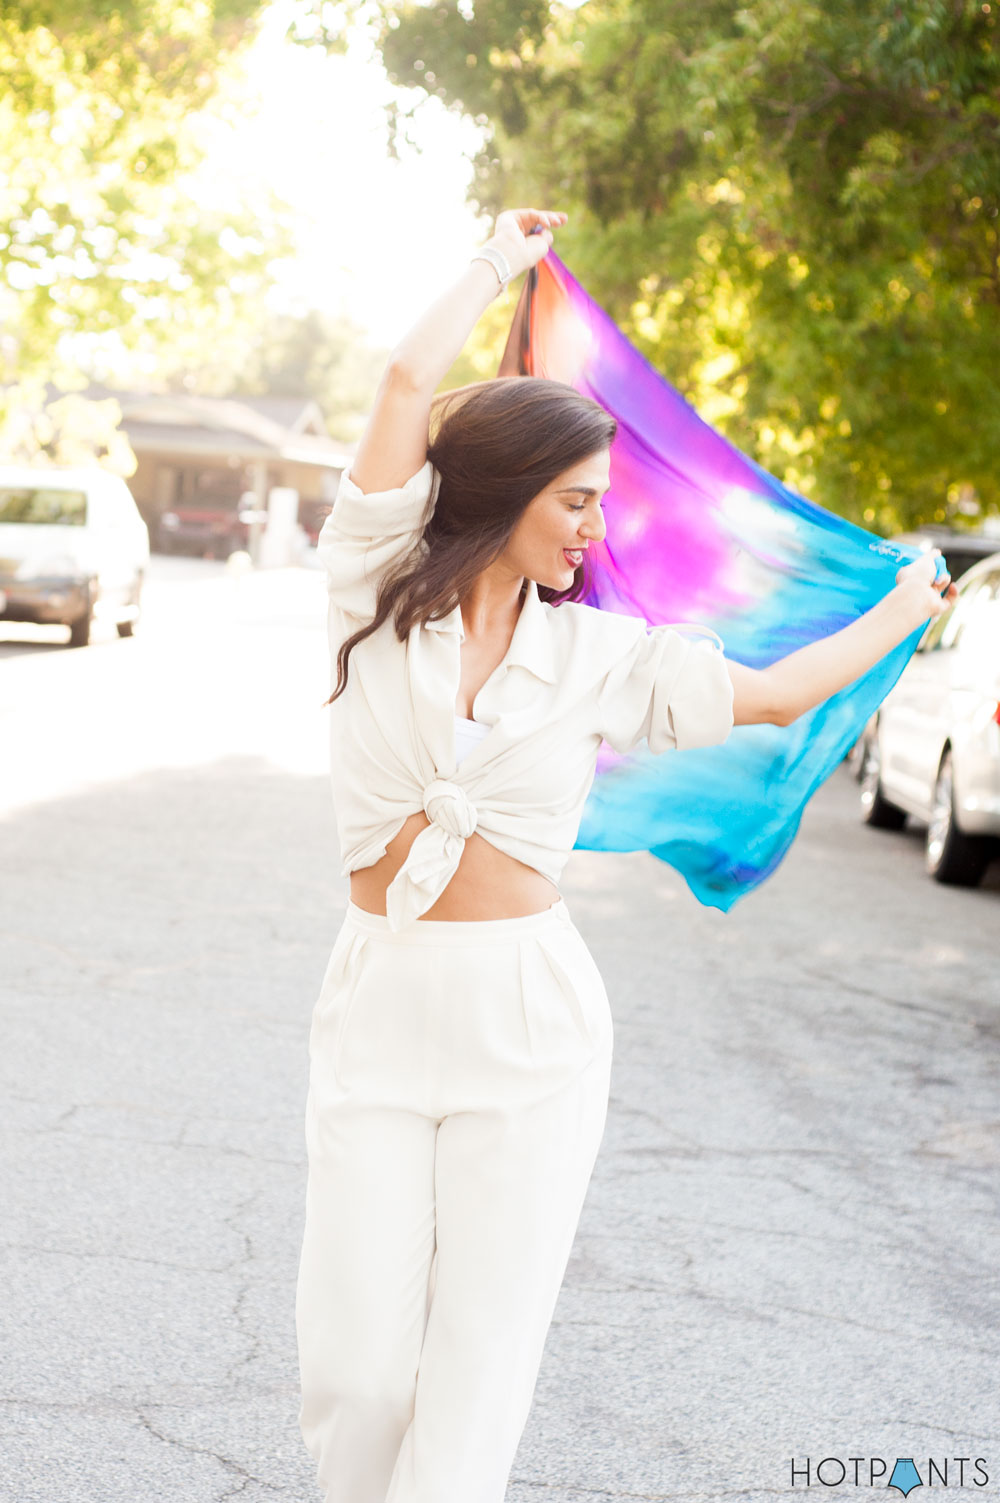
[
  {"left": 317, "top": 458, "right": 735, "bottom": 931},
  {"left": 454, "top": 715, "right": 491, "bottom": 766}
]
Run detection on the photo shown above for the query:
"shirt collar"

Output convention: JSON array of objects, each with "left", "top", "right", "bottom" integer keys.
[{"left": 424, "top": 578, "right": 558, "bottom": 684}]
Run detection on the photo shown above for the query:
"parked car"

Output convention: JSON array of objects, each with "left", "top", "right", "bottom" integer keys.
[
  {"left": 845, "top": 526, "right": 1000, "bottom": 778},
  {"left": 158, "top": 502, "right": 251, "bottom": 558},
  {"left": 0, "top": 467, "right": 149, "bottom": 647},
  {"left": 857, "top": 551, "right": 1000, "bottom": 885}
]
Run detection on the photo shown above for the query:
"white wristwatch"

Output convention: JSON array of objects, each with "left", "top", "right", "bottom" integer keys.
[{"left": 470, "top": 244, "right": 512, "bottom": 291}]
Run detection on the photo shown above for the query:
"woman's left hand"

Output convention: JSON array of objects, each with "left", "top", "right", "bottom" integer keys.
[
  {"left": 894, "top": 550, "right": 958, "bottom": 624},
  {"left": 730, "top": 547, "right": 960, "bottom": 727}
]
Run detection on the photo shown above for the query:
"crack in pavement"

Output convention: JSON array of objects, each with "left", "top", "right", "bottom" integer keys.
[
  {"left": 0, "top": 1239, "right": 239, "bottom": 1275},
  {"left": 811, "top": 1413, "right": 1000, "bottom": 1444},
  {"left": 221, "top": 1192, "right": 266, "bottom": 1386},
  {"left": 133, "top": 1407, "right": 288, "bottom": 1499},
  {"left": 508, "top": 1483, "right": 796, "bottom": 1500}
]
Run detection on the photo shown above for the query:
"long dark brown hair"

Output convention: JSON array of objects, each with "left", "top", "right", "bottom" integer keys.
[{"left": 323, "top": 375, "right": 617, "bottom": 705}]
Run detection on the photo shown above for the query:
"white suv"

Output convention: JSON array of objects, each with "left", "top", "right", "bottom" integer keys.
[{"left": 0, "top": 466, "right": 149, "bottom": 647}]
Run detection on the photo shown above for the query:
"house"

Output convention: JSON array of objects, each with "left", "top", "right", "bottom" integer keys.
[{"left": 95, "top": 387, "right": 355, "bottom": 551}]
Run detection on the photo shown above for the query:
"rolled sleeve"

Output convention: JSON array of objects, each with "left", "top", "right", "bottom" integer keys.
[
  {"left": 597, "top": 624, "right": 735, "bottom": 755},
  {"left": 317, "top": 459, "right": 440, "bottom": 619}
]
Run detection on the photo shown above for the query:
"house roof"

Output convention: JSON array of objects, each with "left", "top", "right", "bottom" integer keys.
[
  {"left": 236, "top": 396, "right": 328, "bottom": 435},
  {"left": 71, "top": 384, "right": 355, "bottom": 469}
]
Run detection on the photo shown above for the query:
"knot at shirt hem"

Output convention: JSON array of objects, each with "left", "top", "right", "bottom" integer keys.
[
  {"left": 422, "top": 779, "right": 478, "bottom": 839},
  {"left": 384, "top": 818, "right": 467, "bottom": 932}
]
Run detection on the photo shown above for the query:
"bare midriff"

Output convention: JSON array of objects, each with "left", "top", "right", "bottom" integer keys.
[{"left": 349, "top": 811, "right": 561, "bottom": 921}]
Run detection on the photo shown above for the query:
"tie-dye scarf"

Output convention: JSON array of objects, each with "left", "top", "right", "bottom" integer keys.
[{"left": 498, "top": 249, "right": 926, "bottom": 910}]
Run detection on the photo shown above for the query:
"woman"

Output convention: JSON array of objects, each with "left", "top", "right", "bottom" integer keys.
[{"left": 296, "top": 206, "right": 954, "bottom": 1503}]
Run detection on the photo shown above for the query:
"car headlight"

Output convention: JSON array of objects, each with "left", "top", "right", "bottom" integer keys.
[
  {"left": 161, "top": 512, "right": 180, "bottom": 529},
  {"left": 15, "top": 554, "right": 84, "bottom": 581}
]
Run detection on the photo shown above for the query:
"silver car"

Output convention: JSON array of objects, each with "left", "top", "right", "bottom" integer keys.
[
  {"left": 859, "top": 551, "right": 1000, "bottom": 886},
  {"left": 0, "top": 466, "right": 149, "bottom": 647}
]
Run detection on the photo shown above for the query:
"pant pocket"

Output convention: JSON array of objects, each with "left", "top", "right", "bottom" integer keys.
[
  {"left": 309, "top": 926, "right": 370, "bottom": 1076},
  {"left": 532, "top": 926, "right": 613, "bottom": 1057}
]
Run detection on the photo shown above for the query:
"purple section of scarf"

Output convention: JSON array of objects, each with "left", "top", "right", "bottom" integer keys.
[{"left": 506, "top": 251, "right": 926, "bottom": 908}]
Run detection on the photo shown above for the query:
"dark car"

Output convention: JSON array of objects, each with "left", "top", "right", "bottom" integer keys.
[
  {"left": 158, "top": 501, "right": 252, "bottom": 558},
  {"left": 892, "top": 526, "right": 1000, "bottom": 587}
]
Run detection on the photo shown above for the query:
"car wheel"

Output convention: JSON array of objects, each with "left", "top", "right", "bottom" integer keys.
[
  {"left": 68, "top": 610, "right": 91, "bottom": 648},
  {"left": 846, "top": 730, "right": 868, "bottom": 780},
  {"left": 926, "top": 751, "right": 990, "bottom": 886},
  {"left": 859, "top": 733, "right": 906, "bottom": 829},
  {"left": 116, "top": 573, "right": 143, "bottom": 637}
]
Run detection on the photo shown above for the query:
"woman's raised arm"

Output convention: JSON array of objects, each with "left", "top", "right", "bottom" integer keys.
[
  {"left": 349, "top": 208, "right": 567, "bottom": 495},
  {"left": 726, "top": 552, "right": 958, "bottom": 726}
]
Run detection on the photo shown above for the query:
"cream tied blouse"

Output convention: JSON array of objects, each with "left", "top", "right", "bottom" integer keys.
[{"left": 318, "top": 459, "right": 735, "bottom": 932}]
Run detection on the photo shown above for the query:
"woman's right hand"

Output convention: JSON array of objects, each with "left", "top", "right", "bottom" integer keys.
[
  {"left": 356, "top": 208, "right": 568, "bottom": 492},
  {"left": 484, "top": 207, "right": 568, "bottom": 280}
]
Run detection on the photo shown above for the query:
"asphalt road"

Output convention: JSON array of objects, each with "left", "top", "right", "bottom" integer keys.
[{"left": 2, "top": 558, "right": 998, "bottom": 1503}]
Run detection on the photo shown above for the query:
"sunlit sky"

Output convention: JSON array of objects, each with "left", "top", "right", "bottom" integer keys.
[{"left": 192, "top": 3, "right": 493, "bottom": 349}]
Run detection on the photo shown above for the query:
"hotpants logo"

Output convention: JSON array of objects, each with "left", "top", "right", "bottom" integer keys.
[{"left": 789, "top": 1457, "right": 990, "bottom": 1491}]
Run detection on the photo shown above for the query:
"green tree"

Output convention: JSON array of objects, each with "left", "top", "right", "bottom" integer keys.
[
  {"left": 233, "top": 310, "right": 391, "bottom": 444},
  {"left": 0, "top": 379, "right": 137, "bottom": 473},
  {"left": 359, "top": 0, "right": 1000, "bottom": 531},
  {"left": 0, "top": 0, "right": 286, "bottom": 390},
  {"left": 170, "top": 307, "right": 393, "bottom": 443}
]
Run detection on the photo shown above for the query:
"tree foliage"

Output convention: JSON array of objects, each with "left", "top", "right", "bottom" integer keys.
[
  {"left": 364, "top": 0, "right": 1000, "bottom": 530},
  {"left": 0, "top": 0, "right": 285, "bottom": 393},
  {"left": 172, "top": 308, "right": 392, "bottom": 443},
  {"left": 0, "top": 379, "right": 137, "bottom": 472}
]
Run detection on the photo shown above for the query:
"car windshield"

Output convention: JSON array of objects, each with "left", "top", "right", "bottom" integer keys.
[
  {"left": 921, "top": 570, "right": 1000, "bottom": 654},
  {"left": 0, "top": 487, "right": 87, "bottom": 525}
]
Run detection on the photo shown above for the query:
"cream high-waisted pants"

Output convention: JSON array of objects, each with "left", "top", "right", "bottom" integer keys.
[{"left": 295, "top": 897, "right": 614, "bottom": 1503}]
